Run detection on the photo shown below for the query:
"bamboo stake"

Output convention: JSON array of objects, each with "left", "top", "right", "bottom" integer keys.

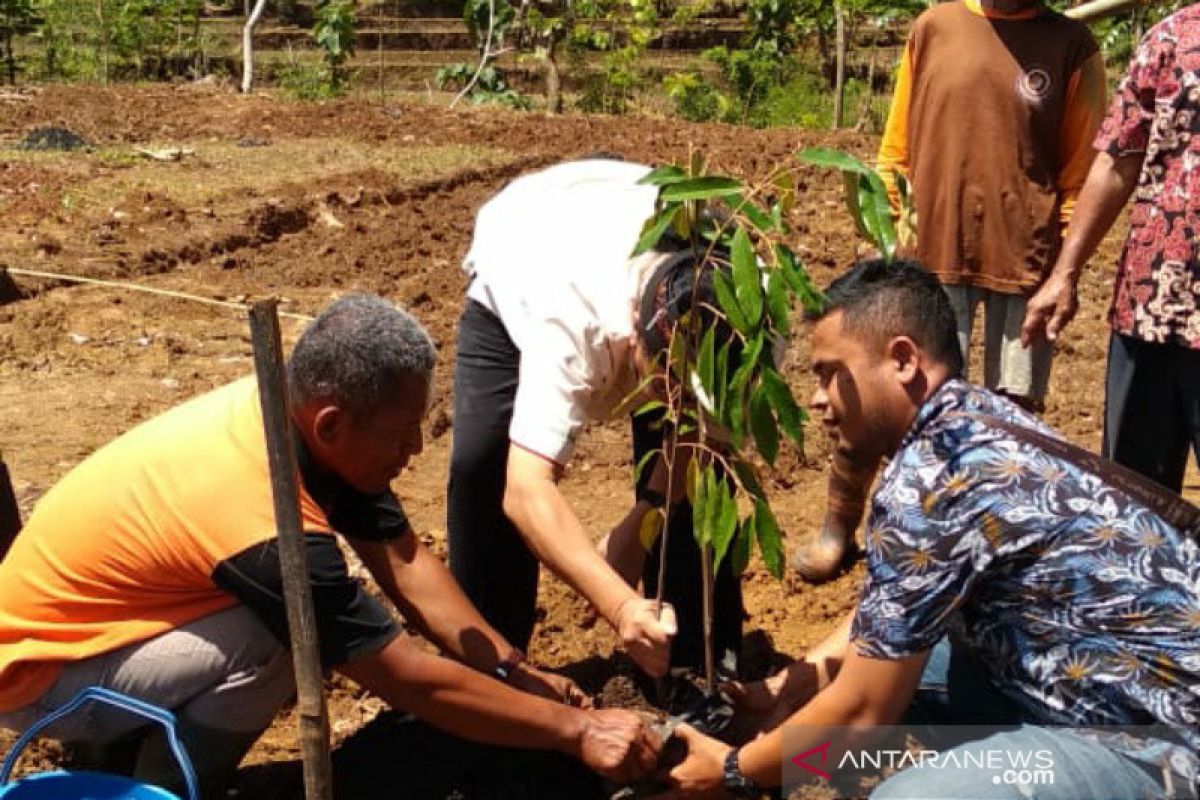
[{"left": 248, "top": 300, "right": 333, "bottom": 800}]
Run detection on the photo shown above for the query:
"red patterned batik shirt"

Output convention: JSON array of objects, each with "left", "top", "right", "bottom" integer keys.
[{"left": 1095, "top": 5, "right": 1200, "bottom": 349}]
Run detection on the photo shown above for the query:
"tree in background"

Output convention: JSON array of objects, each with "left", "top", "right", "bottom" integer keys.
[{"left": 0, "top": 0, "right": 36, "bottom": 83}]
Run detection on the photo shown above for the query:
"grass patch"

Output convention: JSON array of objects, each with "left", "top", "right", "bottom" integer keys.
[{"left": 0, "top": 139, "right": 516, "bottom": 213}]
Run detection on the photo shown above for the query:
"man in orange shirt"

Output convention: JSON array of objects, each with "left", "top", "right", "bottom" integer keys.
[
  {"left": 0, "top": 295, "right": 660, "bottom": 798},
  {"left": 792, "top": 0, "right": 1107, "bottom": 582}
]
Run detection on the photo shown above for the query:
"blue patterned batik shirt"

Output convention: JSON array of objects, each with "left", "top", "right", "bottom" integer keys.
[{"left": 852, "top": 378, "right": 1200, "bottom": 784}]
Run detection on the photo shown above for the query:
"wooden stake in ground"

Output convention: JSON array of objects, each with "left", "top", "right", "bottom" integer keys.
[{"left": 249, "top": 300, "right": 334, "bottom": 800}]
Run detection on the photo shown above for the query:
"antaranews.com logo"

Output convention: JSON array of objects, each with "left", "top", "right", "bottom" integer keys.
[{"left": 782, "top": 724, "right": 1194, "bottom": 799}]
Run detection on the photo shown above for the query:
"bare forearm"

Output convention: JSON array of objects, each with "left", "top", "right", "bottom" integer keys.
[
  {"left": 1054, "top": 151, "right": 1143, "bottom": 280},
  {"left": 352, "top": 537, "right": 512, "bottom": 672},
  {"left": 342, "top": 639, "right": 584, "bottom": 754},
  {"left": 506, "top": 480, "right": 635, "bottom": 625}
]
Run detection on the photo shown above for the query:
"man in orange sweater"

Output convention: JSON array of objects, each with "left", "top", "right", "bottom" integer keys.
[
  {"left": 0, "top": 295, "right": 661, "bottom": 798},
  {"left": 793, "top": 0, "right": 1107, "bottom": 582}
]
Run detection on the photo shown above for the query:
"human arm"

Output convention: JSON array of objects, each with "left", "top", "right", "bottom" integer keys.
[
  {"left": 597, "top": 443, "right": 693, "bottom": 587},
  {"left": 1020, "top": 150, "right": 1144, "bottom": 346},
  {"left": 1021, "top": 30, "right": 1164, "bottom": 347},
  {"left": 653, "top": 644, "right": 929, "bottom": 796},
  {"left": 1056, "top": 51, "right": 1109, "bottom": 226},
  {"left": 339, "top": 636, "right": 660, "bottom": 781},
  {"left": 877, "top": 40, "right": 914, "bottom": 208},
  {"left": 726, "top": 612, "right": 854, "bottom": 739},
  {"left": 349, "top": 532, "right": 588, "bottom": 705},
  {"left": 504, "top": 444, "right": 676, "bottom": 676}
]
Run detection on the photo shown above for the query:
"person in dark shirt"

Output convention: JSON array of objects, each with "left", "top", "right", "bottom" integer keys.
[{"left": 0, "top": 295, "right": 661, "bottom": 798}]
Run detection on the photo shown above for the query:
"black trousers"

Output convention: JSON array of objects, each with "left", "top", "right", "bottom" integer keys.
[
  {"left": 447, "top": 299, "right": 743, "bottom": 670},
  {"left": 1104, "top": 332, "right": 1200, "bottom": 493}
]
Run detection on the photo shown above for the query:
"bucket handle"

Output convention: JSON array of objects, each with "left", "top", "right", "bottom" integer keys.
[{"left": 0, "top": 686, "right": 200, "bottom": 800}]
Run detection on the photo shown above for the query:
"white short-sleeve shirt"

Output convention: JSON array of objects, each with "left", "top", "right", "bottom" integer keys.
[{"left": 463, "top": 160, "right": 670, "bottom": 465}]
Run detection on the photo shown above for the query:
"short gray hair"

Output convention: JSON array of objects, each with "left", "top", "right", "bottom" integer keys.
[{"left": 287, "top": 294, "right": 436, "bottom": 416}]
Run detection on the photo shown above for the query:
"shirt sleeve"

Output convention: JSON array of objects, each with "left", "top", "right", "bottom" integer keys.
[
  {"left": 877, "top": 38, "right": 914, "bottom": 210},
  {"left": 212, "top": 534, "right": 401, "bottom": 668},
  {"left": 508, "top": 321, "right": 598, "bottom": 465},
  {"left": 852, "top": 442, "right": 1005, "bottom": 660},
  {"left": 327, "top": 489, "right": 412, "bottom": 543},
  {"left": 1058, "top": 51, "right": 1108, "bottom": 225},
  {"left": 1094, "top": 25, "right": 1172, "bottom": 158}
]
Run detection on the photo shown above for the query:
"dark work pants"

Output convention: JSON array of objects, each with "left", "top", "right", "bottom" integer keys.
[
  {"left": 448, "top": 300, "right": 539, "bottom": 650},
  {"left": 447, "top": 299, "right": 744, "bottom": 671},
  {"left": 1104, "top": 333, "right": 1200, "bottom": 493}
]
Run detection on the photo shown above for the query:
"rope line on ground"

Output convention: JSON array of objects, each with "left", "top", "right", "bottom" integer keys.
[{"left": 3, "top": 267, "right": 315, "bottom": 321}]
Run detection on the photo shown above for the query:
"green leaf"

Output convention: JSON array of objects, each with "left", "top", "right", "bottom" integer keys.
[
  {"left": 711, "top": 478, "right": 739, "bottom": 574},
  {"left": 749, "top": 383, "right": 779, "bottom": 466},
  {"left": 796, "top": 147, "right": 872, "bottom": 175},
  {"left": 698, "top": 325, "right": 716, "bottom": 405},
  {"left": 733, "top": 193, "right": 776, "bottom": 233},
  {"left": 731, "top": 228, "right": 763, "bottom": 328},
  {"left": 731, "top": 515, "right": 754, "bottom": 576},
  {"left": 754, "top": 499, "right": 785, "bottom": 579},
  {"left": 844, "top": 171, "right": 871, "bottom": 242},
  {"left": 726, "top": 362, "right": 752, "bottom": 447},
  {"left": 714, "top": 341, "right": 730, "bottom": 419},
  {"left": 634, "top": 399, "right": 667, "bottom": 418},
  {"left": 733, "top": 459, "right": 766, "bottom": 501},
  {"left": 633, "top": 448, "right": 659, "bottom": 488},
  {"left": 862, "top": 170, "right": 897, "bottom": 259},
  {"left": 660, "top": 176, "right": 743, "bottom": 202},
  {"left": 776, "top": 246, "right": 825, "bottom": 315},
  {"left": 766, "top": 269, "right": 789, "bottom": 336},
  {"left": 638, "top": 164, "right": 688, "bottom": 187},
  {"left": 632, "top": 205, "right": 680, "bottom": 256},
  {"left": 762, "top": 367, "right": 804, "bottom": 448},
  {"left": 714, "top": 269, "right": 751, "bottom": 335}
]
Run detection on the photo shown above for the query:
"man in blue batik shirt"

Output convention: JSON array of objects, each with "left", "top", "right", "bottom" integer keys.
[{"left": 651, "top": 259, "right": 1200, "bottom": 800}]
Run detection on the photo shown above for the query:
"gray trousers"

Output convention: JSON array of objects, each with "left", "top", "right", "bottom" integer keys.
[{"left": 0, "top": 605, "right": 295, "bottom": 798}]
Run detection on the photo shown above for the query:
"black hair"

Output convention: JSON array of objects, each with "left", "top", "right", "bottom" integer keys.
[
  {"left": 806, "top": 258, "right": 964, "bottom": 375},
  {"left": 637, "top": 249, "right": 741, "bottom": 364},
  {"left": 288, "top": 294, "right": 436, "bottom": 417}
]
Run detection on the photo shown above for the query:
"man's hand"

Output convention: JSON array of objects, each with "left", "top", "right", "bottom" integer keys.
[
  {"left": 615, "top": 598, "right": 677, "bottom": 677},
  {"left": 648, "top": 724, "right": 730, "bottom": 799},
  {"left": 1021, "top": 270, "right": 1079, "bottom": 347},
  {"left": 724, "top": 660, "right": 820, "bottom": 742},
  {"left": 509, "top": 663, "right": 592, "bottom": 708},
  {"left": 577, "top": 708, "right": 663, "bottom": 782}
]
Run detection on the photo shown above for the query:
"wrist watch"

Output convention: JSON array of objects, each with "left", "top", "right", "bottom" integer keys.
[
  {"left": 492, "top": 647, "right": 526, "bottom": 682},
  {"left": 723, "top": 747, "right": 761, "bottom": 798}
]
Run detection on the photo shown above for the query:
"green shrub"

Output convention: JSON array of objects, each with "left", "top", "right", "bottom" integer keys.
[{"left": 664, "top": 71, "right": 727, "bottom": 123}]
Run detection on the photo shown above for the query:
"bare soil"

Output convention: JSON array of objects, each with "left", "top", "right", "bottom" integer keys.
[{"left": 0, "top": 84, "right": 1184, "bottom": 799}]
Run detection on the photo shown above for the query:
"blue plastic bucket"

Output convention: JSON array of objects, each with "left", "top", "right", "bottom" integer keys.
[{"left": 0, "top": 687, "right": 199, "bottom": 800}]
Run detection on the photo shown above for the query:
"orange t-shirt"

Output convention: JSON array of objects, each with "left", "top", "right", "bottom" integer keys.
[{"left": 0, "top": 378, "right": 339, "bottom": 712}]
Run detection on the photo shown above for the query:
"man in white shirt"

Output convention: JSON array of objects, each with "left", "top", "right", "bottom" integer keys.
[{"left": 447, "top": 158, "right": 744, "bottom": 678}]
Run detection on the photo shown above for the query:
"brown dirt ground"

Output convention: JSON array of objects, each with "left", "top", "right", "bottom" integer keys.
[{"left": 0, "top": 84, "right": 1193, "bottom": 799}]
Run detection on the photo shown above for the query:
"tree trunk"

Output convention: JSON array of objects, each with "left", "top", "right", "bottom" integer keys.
[
  {"left": 241, "top": 0, "right": 269, "bottom": 93},
  {"left": 544, "top": 33, "right": 563, "bottom": 114},
  {"left": 832, "top": 1, "right": 846, "bottom": 130},
  {"left": 2, "top": 33, "right": 15, "bottom": 85},
  {"left": 853, "top": 41, "right": 878, "bottom": 133}
]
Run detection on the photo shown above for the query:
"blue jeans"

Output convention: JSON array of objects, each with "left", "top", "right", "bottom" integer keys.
[{"left": 871, "top": 639, "right": 1186, "bottom": 799}]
